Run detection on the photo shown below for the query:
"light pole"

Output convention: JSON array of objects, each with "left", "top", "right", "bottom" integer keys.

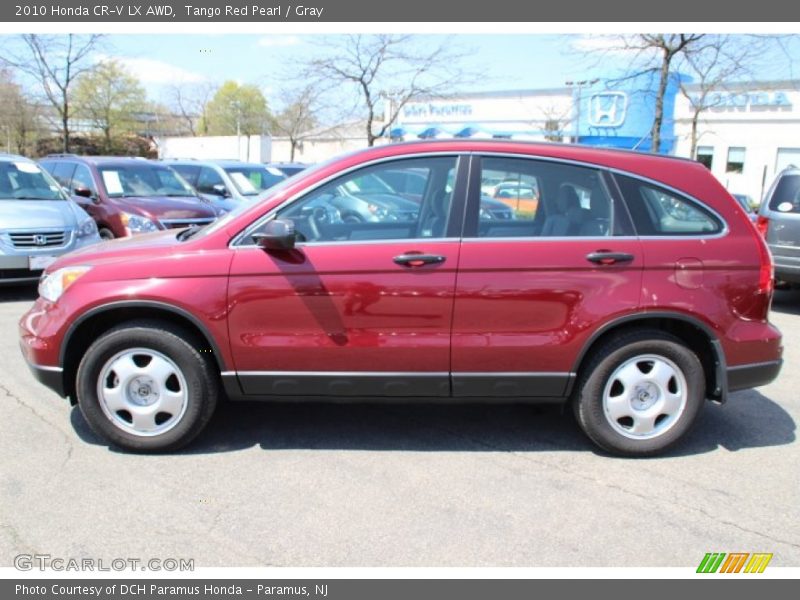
[
  {"left": 565, "top": 79, "right": 599, "bottom": 144},
  {"left": 232, "top": 99, "right": 242, "bottom": 160}
]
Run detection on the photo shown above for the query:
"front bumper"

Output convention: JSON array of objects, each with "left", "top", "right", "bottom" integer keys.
[
  {"left": 0, "top": 255, "right": 42, "bottom": 285},
  {"left": 22, "top": 356, "right": 66, "bottom": 397}
]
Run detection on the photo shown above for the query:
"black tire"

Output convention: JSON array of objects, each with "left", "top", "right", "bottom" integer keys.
[
  {"left": 98, "top": 227, "right": 114, "bottom": 240},
  {"left": 572, "top": 329, "right": 705, "bottom": 457},
  {"left": 75, "top": 320, "right": 218, "bottom": 452}
]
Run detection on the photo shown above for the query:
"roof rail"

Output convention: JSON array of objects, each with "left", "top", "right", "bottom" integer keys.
[{"left": 44, "top": 153, "right": 79, "bottom": 158}]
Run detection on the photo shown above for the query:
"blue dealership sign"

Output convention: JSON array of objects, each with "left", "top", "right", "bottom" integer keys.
[{"left": 576, "top": 72, "right": 683, "bottom": 154}]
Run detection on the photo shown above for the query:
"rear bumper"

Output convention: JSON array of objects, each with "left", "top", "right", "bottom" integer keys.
[
  {"left": 727, "top": 359, "right": 783, "bottom": 392},
  {"left": 769, "top": 249, "right": 800, "bottom": 283}
]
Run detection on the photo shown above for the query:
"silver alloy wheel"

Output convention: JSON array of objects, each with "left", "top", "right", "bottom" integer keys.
[
  {"left": 96, "top": 348, "right": 189, "bottom": 437},
  {"left": 602, "top": 354, "right": 688, "bottom": 440}
]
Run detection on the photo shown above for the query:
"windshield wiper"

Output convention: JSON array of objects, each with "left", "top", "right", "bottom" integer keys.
[
  {"left": 11, "top": 196, "right": 58, "bottom": 200},
  {"left": 176, "top": 224, "right": 202, "bottom": 241}
]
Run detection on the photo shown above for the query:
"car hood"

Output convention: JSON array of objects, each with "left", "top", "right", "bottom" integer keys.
[
  {"left": 0, "top": 200, "right": 78, "bottom": 229},
  {"left": 53, "top": 229, "right": 180, "bottom": 266},
  {"left": 113, "top": 195, "right": 217, "bottom": 220}
]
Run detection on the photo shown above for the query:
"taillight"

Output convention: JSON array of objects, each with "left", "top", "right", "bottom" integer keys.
[
  {"left": 756, "top": 215, "right": 769, "bottom": 238},
  {"left": 753, "top": 222, "right": 775, "bottom": 296}
]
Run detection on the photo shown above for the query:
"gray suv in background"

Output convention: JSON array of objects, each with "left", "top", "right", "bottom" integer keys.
[
  {"left": 164, "top": 159, "right": 287, "bottom": 208},
  {"left": 758, "top": 165, "right": 800, "bottom": 286},
  {"left": 0, "top": 154, "right": 101, "bottom": 285}
]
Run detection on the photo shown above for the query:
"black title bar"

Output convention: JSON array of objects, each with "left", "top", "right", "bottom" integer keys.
[{"left": 1, "top": 0, "right": 795, "bottom": 22}]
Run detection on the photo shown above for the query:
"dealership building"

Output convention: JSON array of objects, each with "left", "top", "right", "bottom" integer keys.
[{"left": 390, "top": 74, "right": 800, "bottom": 203}]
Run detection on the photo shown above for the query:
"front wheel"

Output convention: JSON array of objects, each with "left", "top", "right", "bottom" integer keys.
[
  {"left": 75, "top": 321, "right": 218, "bottom": 452},
  {"left": 573, "top": 330, "right": 705, "bottom": 457}
]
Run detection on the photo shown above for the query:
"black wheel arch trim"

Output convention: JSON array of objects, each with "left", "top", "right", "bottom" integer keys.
[
  {"left": 568, "top": 311, "right": 727, "bottom": 403},
  {"left": 60, "top": 300, "right": 228, "bottom": 372}
]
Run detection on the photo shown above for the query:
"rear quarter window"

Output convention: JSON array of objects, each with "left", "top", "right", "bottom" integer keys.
[
  {"left": 615, "top": 174, "right": 724, "bottom": 236},
  {"left": 768, "top": 173, "right": 800, "bottom": 214}
]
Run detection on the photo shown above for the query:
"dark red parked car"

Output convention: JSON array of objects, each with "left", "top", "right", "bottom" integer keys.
[
  {"left": 20, "top": 141, "right": 782, "bottom": 455},
  {"left": 39, "top": 155, "right": 218, "bottom": 239}
]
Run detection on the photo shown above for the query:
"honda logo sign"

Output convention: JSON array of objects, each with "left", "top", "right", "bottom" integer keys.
[
  {"left": 588, "top": 92, "right": 628, "bottom": 128},
  {"left": 33, "top": 235, "right": 48, "bottom": 246}
]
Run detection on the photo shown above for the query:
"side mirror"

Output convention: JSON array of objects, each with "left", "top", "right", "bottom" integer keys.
[
  {"left": 252, "top": 219, "right": 296, "bottom": 251},
  {"left": 212, "top": 184, "right": 231, "bottom": 198},
  {"left": 74, "top": 186, "right": 95, "bottom": 200}
]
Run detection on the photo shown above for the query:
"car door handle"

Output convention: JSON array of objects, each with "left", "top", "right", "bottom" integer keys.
[
  {"left": 393, "top": 253, "right": 447, "bottom": 267},
  {"left": 586, "top": 251, "right": 635, "bottom": 265}
]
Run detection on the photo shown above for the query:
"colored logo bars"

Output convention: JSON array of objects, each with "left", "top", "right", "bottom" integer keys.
[{"left": 697, "top": 552, "right": 773, "bottom": 573}]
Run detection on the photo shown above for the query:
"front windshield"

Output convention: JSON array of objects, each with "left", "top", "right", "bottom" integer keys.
[
  {"left": 223, "top": 166, "right": 286, "bottom": 196},
  {"left": 98, "top": 164, "right": 196, "bottom": 198},
  {"left": 0, "top": 160, "right": 65, "bottom": 201}
]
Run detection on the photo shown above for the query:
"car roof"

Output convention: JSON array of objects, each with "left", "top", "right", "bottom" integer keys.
[
  {"left": 0, "top": 153, "right": 34, "bottom": 163},
  {"left": 164, "top": 158, "right": 272, "bottom": 169},
  {"left": 43, "top": 155, "right": 159, "bottom": 166}
]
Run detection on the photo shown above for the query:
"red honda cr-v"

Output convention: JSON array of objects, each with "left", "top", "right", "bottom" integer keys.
[{"left": 19, "top": 141, "right": 782, "bottom": 456}]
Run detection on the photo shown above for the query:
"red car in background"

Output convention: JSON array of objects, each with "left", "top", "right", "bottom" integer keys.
[
  {"left": 20, "top": 140, "right": 781, "bottom": 456},
  {"left": 39, "top": 155, "right": 219, "bottom": 240}
]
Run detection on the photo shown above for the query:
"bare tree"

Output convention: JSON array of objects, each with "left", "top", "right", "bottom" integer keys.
[
  {"left": 0, "top": 34, "right": 104, "bottom": 152},
  {"left": 300, "top": 35, "right": 472, "bottom": 146},
  {"left": 677, "top": 35, "right": 785, "bottom": 157},
  {"left": 611, "top": 34, "right": 705, "bottom": 153},
  {"left": 537, "top": 103, "right": 572, "bottom": 142},
  {"left": 167, "top": 81, "right": 215, "bottom": 136},
  {"left": 271, "top": 85, "right": 323, "bottom": 161},
  {"left": 0, "top": 69, "right": 44, "bottom": 155}
]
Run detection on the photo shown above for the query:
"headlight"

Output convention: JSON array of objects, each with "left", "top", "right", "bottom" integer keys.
[
  {"left": 39, "top": 266, "right": 92, "bottom": 302},
  {"left": 76, "top": 217, "right": 98, "bottom": 238},
  {"left": 121, "top": 212, "right": 158, "bottom": 234}
]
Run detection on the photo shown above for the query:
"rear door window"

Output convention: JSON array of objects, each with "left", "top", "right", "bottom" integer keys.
[{"left": 469, "top": 156, "right": 614, "bottom": 238}]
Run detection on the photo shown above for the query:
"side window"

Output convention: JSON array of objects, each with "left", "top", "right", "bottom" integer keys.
[
  {"left": 474, "top": 157, "right": 612, "bottom": 238},
  {"left": 71, "top": 164, "right": 98, "bottom": 197},
  {"left": 615, "top": 174, "right": 723, "bottom": 236},
  {"left": 271, "top": 157, "right": 459, "bottom": 243},
  {"left": 41, "top": 161, "right": 76, "bottom": 188},
  {"left": 196, "top": 167, "right": 226, "bottom": 194}
]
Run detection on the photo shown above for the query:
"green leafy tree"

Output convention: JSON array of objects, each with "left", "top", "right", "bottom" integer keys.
[
  {"left": 73, "top": 59, "right": 148, "bottom": 154},
  {"left": 202, "top": 81, "right": 271, "bottom": 136}
]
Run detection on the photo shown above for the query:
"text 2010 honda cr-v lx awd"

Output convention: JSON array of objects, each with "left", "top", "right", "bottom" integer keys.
[{"left": 19, "top": 141, "right": 782, "bottom": 456}]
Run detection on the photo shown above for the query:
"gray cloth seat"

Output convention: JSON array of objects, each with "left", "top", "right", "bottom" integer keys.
[
  {"left": 541, "top": 185, "right": 586, "bottom": 236},
  {"left": 579, "top": 189, "right": 611, "bottom": 236}
]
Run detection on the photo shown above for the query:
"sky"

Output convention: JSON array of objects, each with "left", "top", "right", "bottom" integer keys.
[
  {"left": 4, "top": 33, "right": 800, "bottom": 111},
  {"left": 106, "top": 34, "right": 800, "bottom": 97},
  {"left": 99, "top": 34, "right": 602, "bottom": 102}
]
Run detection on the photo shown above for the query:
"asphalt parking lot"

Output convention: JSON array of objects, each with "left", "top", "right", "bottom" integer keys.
[{"left": 0, "top": 285, "right": 798, "bottom": 568}]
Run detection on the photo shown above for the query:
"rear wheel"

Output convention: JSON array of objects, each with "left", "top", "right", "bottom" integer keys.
[
  {"left": 76, "top": 321, "right": 218, "bottom": 452},
  {"left": 98, "top": 227, "right": 114, "bottom": 240},
  {"left": 573, "top": 330, "right": 705, "bottom": 457}
]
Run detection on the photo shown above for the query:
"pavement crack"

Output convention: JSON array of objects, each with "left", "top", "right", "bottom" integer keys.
[
  {"left": 408, "top": 414, "right": 800, "bottom": 551},
  {"left": 0, "top": 383, "right": 75, "bottom": 468}
]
